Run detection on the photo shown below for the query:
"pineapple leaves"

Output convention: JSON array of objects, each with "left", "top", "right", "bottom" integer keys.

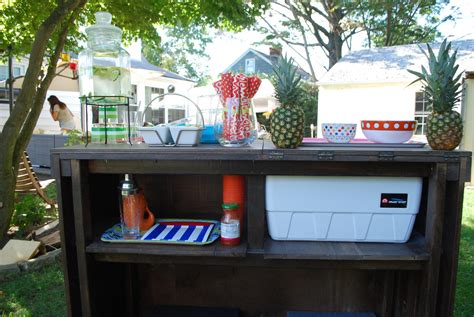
[
  {"left": 271, "top": 55, "right": 303, "bottom": 108},
  {"left": 407, "top": 39, "right": 461, "bottom": 112}
]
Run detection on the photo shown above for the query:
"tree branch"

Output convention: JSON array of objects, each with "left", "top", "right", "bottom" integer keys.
[
  {"left": 0, "top": 0, "right": 84, "bottom": 155},
  {"left": 259, "top": 16, "right": 320, "bottom": 47},
  {"left": 308, "top": 3, "right": 329, "bottom": 21},
  {"left": 298, "top": 0, "right": 330, "bottom": 38},
  {"left": 271, "top": 3, "right": 296, "bottom": 22},
  {"left": 296, "top": 1, "right": 330, "bottom": 48},
  {"left": 390, "top": 2, "right": 422, "bottom": 45},
  {"left": 15, "top": 1, "right": 86, "bottom": 156},
  {"left": 288, "top": 2, "right": 317, "bottom": 81}
]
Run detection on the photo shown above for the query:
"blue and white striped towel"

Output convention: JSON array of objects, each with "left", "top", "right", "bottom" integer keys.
[{"left": 141, "top": 223, "right": 215, "bottom": 243}]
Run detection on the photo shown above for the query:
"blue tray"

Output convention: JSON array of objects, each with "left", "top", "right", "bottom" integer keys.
[{"left": 101, "top": 218, "right": 220, "bottom": 245}]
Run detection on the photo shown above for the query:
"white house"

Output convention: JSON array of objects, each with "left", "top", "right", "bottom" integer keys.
[
  {"left": 0, "top": 55, "right": 195, "bottom": 134},
  {"left": 191, "top": 47, "right": 313, "bottom": 125},
  {"left": 317, "top": 39, "right": 474, "bottom": 139}
]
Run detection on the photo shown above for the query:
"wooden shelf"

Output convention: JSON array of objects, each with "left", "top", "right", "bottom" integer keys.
[
  {"left": 86, "top": 239, "right": 247, "bottom": 261},
  {"left": 54, "top": 146, "right": 471, "bottom": 316},
  {"left": 264, "top": 232, "right": 429, "bottom": 261}
]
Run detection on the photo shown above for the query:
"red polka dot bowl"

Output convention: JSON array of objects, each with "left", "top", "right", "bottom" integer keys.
[
  {"left": 322, "top": 123, "right": 357, "bottom": 143},
  {"left": 361, "top": 120, "right": 417, "bottom": 143}
]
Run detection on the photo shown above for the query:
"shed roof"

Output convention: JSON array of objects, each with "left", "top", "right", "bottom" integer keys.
[{"left": 318, "top": 39, "right": 474, "bottom": 86}]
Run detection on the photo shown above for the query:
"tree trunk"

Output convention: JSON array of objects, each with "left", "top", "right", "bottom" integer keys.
[
  {"left": 328, "top": 32, "right": 343, "bottom": 69},
  {"left": 0, "top": 160, "right": 17, "bottom": 247},
  {"left": 325, "top": 0, "right": 344, "bottom": 69},
  {"left": 0, "top": 0, "right": 86, "bottom": 245}
]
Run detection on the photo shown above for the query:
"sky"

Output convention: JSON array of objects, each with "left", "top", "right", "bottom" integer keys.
[{"left": 205, "top": 0, "right": 474, "bottom": 80}]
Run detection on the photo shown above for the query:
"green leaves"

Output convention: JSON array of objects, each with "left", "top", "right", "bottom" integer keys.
[
  {"left": 0, "top": 0, "right": 269, "bottom": 59},
  {"left": 351, "top": 0, "right": 450, "bottom": 47},
  {"left": 271, "top": 55, "right": 303, "bottom": 108},
  {"left": 407, "top": 39, "right": 462, "bottom": 112},
  {"left": 12, "top": 194, "right": 47, "bottom": 237},
  {"left": 142, "top": 24, "right": 214, "bottom": 84}
]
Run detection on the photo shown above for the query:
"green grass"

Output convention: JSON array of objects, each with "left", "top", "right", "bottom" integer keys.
[
  {"left": 0, "top": 189, "right": 473, "bottom": 316},
  {"left": 0, "top": 264, "right": 66, "bottom": 317},
  {"left": 455, "top": 187, "right": 474, "bottom": 317}
]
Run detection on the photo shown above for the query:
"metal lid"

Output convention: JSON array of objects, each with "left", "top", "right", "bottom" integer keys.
[{"left": 118, "top": 174, "right": 138, "bottom": 194}]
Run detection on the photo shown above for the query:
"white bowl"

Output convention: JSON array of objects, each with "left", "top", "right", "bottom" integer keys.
[
  {"left": 322, "top": 123, "right": 357, "bottom": 143},
  {"left": 138, "top": 126, "right": 172, "bottom": 145},
  {"left": 169, "top": 126, "right": 203, "bottom": 146},
  {"left": 361, "top": 120, "right": 417, "bottom": 143}
]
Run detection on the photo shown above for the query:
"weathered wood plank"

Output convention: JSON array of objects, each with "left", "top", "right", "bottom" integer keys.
[
  {"left": 71, "top": 160, "right": 94, "bottom": 317},
  {"left": 135, "top": 264, "right": 389, "bottom": 316},
  {"left": 52, "top": 142, "right": 472, "bottom": 163},
  {"left": 86, "top": 240, "right": 247, "bottom": 258},
  {"left": 420, "top": 163, "right": 447, "bottom": 316},
  {"left": 88, "top": 159, "right": 432, "bottom": 177},
  {"left": 436, "top": 156, "right": 469, "bottom": 316},
  {"left": 247, "top": 175, "right": 265, "bottom": 249},
  {"left": 264, "top": 233, "right": 429, "bottom": 262},
  {"left": 52, "top": 154, "right": 80, "bottom": 317}
]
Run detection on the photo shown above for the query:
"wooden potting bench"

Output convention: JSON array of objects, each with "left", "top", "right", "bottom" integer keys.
[{"left": 52, "top": 141, "right": 471, "bottom": 316}]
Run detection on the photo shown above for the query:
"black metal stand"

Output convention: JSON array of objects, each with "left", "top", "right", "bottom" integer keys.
[{"left": 82, "top": 96, "right": 132, "bottom": 146}]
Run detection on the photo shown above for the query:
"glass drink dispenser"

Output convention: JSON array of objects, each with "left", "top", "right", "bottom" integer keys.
[{"left": 78, "top": 12, "right": 133, "bottom": 143}]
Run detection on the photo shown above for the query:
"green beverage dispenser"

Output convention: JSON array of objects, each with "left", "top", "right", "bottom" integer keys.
[{"left": 78, "top": 12, "right": 132, "bottom": 144}]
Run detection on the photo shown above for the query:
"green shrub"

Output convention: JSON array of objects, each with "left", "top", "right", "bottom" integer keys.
[
  {"left": 65, "top": 129, "right": 85, "bottom": 146},
  {"left": 12, "top": 194, "right": 47, "bottom": 236},
  {"left": 44, "top": 183, "right": 57, "bottom": 201}
]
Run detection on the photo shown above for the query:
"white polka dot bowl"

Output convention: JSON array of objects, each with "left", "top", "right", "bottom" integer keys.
[
  {"left": 322, "top": 123, "right": 357, "bottom": 143},
  {"left": 361, "top": 120, "right": 417, "bottom": 143}
]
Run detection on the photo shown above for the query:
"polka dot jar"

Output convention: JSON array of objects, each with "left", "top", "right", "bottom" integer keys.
[{"left": 322, "top": 123, "right": 357, "bottom": 143}]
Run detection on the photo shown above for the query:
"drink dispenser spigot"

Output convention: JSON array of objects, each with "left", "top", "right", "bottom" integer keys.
[{"left": 118, "top": 174, "right": 155, "bottom": 239}]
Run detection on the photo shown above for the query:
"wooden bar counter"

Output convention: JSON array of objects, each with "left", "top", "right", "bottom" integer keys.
[{"left": 52, "top": 141, "right": 471, "bottom": 317}]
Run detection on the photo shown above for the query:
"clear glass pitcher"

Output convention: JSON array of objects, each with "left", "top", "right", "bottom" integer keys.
[
  {"left": 78, "top": 12, "right": 131, "bottom": 102},
  {"left": 79, "top": 12, "right": 133, "bottom": 144}
]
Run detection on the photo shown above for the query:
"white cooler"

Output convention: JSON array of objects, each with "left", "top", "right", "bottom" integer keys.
[{"left": 265, "top": 176, "right": 422, "bottom": 243}]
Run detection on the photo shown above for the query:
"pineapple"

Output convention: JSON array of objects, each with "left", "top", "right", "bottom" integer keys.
[
  {"left": 270, "top": 56, "right": 305, "bottom": 149},
  {"left": 408, "top": 39, "right": 463, "bottom": 150}
]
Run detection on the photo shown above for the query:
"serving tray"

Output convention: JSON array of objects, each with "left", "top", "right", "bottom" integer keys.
[
  {"left": 101, "top": 218, "right": 220, "bottom": 245},
  {"left": 302, "top": 138, "right": 426, "bottom": 148}
]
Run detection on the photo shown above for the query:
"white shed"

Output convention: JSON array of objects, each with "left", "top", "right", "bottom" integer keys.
[{"left": 317, "top": 40, "right": 474, "bottom": 141}]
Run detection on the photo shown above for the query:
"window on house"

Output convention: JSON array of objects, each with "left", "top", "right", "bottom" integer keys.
[
  {"left": 415, "top": 91, "right": 430, "bottom": 135},
  {"left": 145, "top": 86, "right": 165, "bottom": 106},
  {"left": 147, "top": 108, "right": 165, "bottom": 125},
  {"left": 0, "top": 65, "right": 24, "bottom": 81},
  {"left": 0, "top": 88, "right": 21, "bottom": 104},
  {"left": 143, "top": 87, "right": 187, "bottom": 125},
  {"left": 245, "top": 58, "right": 256, "bottom": 74},
  {"left": 168, "top": 109, "right": 186, "bottom": 123}
]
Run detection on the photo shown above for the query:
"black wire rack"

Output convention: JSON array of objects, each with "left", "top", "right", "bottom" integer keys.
[{"left": 81, "top": 96, "right": 132, "bottom": 146}]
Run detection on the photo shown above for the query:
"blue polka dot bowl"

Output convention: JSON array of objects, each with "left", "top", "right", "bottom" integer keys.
[{"left": 322, "top": 123, "right": 357, "bottom": 143}]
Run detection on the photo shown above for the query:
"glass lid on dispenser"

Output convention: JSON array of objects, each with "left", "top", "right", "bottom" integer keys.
[
  {"left": 78, "top": 11, "right": 131, "bottom": 103},
  {"left": 86, "top": 12, "right": 122, "bottom": 49}
]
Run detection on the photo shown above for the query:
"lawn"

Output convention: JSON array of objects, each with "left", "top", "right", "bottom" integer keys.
[
  {"left": 0, "top": 189, "right": 473, "bottom": 316},
  {"left": 0, "top": 263, "right": 65, "bottom": 316},
  {"left": 455, "top": 187, "right": 474, "bottom": 316}
]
